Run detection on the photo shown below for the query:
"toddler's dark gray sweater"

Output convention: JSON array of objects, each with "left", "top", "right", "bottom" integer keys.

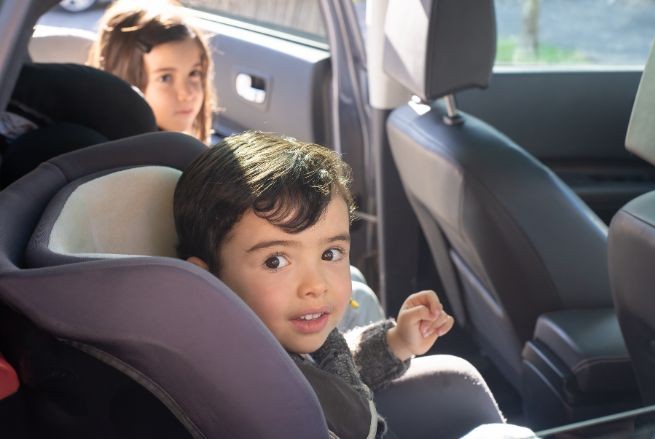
[{"left": 291, "top": 320, "right": 410, "bottom": 438}]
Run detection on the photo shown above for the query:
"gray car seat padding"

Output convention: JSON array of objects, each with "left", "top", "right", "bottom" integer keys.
[{"left": 47, "top": 166, "right": 180, "bottom": 259}]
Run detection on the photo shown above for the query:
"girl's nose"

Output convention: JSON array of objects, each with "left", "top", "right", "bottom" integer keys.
[{"left": 177, "top": 81, "right": 197, "bottom": 101}]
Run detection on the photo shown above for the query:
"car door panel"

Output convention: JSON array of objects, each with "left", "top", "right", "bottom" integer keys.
[{"left": 194, "top": 19, "right": 331, "bottom": 145}]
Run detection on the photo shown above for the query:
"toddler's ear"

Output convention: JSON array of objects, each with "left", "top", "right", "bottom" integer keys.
[{"left": 187, "top": 256, "right": 209, "bottom": 271}]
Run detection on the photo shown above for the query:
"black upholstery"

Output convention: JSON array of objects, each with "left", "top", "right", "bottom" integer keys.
[
  {"left": 9, "top": 63, "right": 156, "bottom": 140},
  {"left": 609, "top": 41, "right": 655, "bottom": 405},
  {"left": 0, "top": 132, "right": 329, "bottom": 438},
  {"left": 609, "top": 194, "right": 655, "bottom": 404},
  {"left": 530, "top": 309, "right": 634, "bottom": 393},
  {"left": 0, "top": 63, "right": 157, "bottom": 188},
  {"left": 383, "top": 0, "right": 638, "bottom": 427}
]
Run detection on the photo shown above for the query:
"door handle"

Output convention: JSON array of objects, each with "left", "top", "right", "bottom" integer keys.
[{"left": 235, "top": 73, "right": 267, "bottom": 104}]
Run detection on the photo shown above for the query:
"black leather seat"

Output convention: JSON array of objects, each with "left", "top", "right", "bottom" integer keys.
[
  {"left": 608, "top": 40, "right": 655, "bottom": 406},
  {"left": 382, "top": 0, "right": 639, "bottom": 428}
]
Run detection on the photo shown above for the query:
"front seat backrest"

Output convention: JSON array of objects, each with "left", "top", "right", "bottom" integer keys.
[
  {"left": 384, "top": 0, "right": 612, "bottom": 384},
  {"left": 0, "top": 132, "right": 328, "bottom": 438},
  {"left": 608, "top": 39, "right": 655, "bottom": 405},
  {"left": 29, "top": 25, "right": 95, "bottom": 64}
]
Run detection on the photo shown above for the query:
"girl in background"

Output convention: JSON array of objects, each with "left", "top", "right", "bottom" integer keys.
[{"left": 88, "top": 0, "right": 214, "bottom": 144}]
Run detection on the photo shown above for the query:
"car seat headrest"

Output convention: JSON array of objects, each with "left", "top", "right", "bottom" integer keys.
[
  {"left": 8, "top": 63, "right": 156, "bottom": 140},
  {"left": 13, "top": 131, "right": 205, "bottom": 268},
  {"left": 625, "top": 40, "right": 655, "bottom": 165},
  {"left": 382, "top": 0, "right": 496, "bottom": 101},
  {"left": 29, "top": 25, "right": 96, "bottom": 64},
  {"left": 31, "top": 166, "right": 181, "bottom": 267}
]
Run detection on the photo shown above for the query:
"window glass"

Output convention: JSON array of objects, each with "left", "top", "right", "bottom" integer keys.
[
  {"left": 180, "top": 0, "right": 326, "bottom": 42},
  {"left": 495, "top": 0, "right": 655, "bottom": 66}
]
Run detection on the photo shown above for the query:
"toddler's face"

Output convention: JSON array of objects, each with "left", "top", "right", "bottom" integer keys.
[
  {"left": 217, "top": 196, "right": 352, "bottom": 354},
  {"left": 142, "top": 38, "right": 204, "bottom": 136}
]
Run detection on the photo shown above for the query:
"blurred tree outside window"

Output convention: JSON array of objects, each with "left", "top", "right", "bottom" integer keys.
[{"left": 496, "top": 0, "right": 655, "bottom": 66}]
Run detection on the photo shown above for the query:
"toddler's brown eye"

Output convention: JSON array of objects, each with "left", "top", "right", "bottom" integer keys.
[
  {"left": 264, "top": 255, "right": 288, "bottom": 270},
  {"left": 265, "top": 257, "right": 280, "bottom": 269},
  {"left": 322, "top": 248, "right": 344, "bottom": 261}
]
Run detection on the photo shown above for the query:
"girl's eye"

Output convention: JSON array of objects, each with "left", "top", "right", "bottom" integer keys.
[
  {"left": 190, "top": 69, "right": 203, "bottom": 80},
  {"left": 322, "top": 248, "right": 344, "bottom": 262},
  {"left": 158, "top": 73, "right": 173, "bottom": 83},
  {"left": 264, "top": 254, "right": 289, "bottom": 270}
]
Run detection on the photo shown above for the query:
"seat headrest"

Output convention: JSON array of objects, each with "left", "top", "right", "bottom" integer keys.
[
  {"left": 16, "top": 131, "right": 206, "bottom": 268},
  {"left": 39, "top": 166, "right": 181, "bottom": 264},
  {"left": 625, "top": 40, "right": 655, "bottom": 165},
  {"left": 382, "top": 0, "right": 496, "bottom": 101},
  {"left": 29, "top": 25, "right": 96, "bottom": 64},
  {"left": 9, "top": 63, "right": 156, "bottom": 140}
]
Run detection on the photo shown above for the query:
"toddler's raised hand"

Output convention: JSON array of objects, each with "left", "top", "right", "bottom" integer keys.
[{"left": 386, "top": 290, "right": 454, "bottom": 361}]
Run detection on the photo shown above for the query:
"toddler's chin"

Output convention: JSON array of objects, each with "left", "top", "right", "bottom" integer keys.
[{"left": 287, "top": 334, "right": 331, "bottom": 355}]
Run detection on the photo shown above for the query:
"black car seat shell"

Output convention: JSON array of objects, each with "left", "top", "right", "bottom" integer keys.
[
  {"left": 0, "top": 132, "right": 329, "bottom": 438},
  {"left": 1, "top": 63, "right": 157, "bottom": 188},
  {"left": 382, "top": 0, "right": 638, "bottom": 428},
  {"left": 609, "top": 40, "right": 655, "bottom": 406}
]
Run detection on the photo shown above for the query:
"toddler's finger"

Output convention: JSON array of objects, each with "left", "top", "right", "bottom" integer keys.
[
  {"left": 427, "top": 313, "right": 454, "bottom": 336},
  {"left": 404, "top": 290, "right": 442, "bottom": 314},
  {"left": 401, "top": 304, "right": 435, "bottom": 325},
  {"left": 419, "top": 320, "right": 431, "bottom": 337},
  {"left": 435, "top": 315, "right": 455, "bottom": 336}
]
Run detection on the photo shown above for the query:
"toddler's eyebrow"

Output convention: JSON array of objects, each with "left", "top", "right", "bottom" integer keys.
[
  {"left": 246, "top": 233, "right": 350, "bottom": 253},
  {"left": 324, "top": 233, "right": 350, "bottom": 244},
  {"left": 246, "top": 240, "right": 296, "bottom": 253}
]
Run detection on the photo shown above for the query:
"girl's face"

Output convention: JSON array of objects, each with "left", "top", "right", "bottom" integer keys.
[{"left": 142, "top": 38, "right": 204, "bottom": 136}]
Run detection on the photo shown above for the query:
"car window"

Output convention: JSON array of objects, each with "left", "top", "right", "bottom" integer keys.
[
  {"left": 495, "top": 0, "right": 655, "bottom": 67},
  {"left": 179, "top": 0, "right": 326, "bottom": 43}
]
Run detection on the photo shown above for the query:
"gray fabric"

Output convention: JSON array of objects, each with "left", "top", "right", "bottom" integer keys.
[
  {"left": 375, "top": 355, "right": 504, "bottom": 439},
  {"left": 532, "top": 309, "right": 634, "bottom": 393},
  {"left": 382, "top": 0, "right": 496, "bottom": 101},
  {"left": 312, "top": 328, "right": 375, "bottom": 401},
  {"left": 347, "top": 320, "right": 411, "bottom": 391},
  {"left": 0, "top": 260, "right": 328, "bottom": 438},
  {"left": 609, "top": 191, "right": 655, "bottom": 404},
  {"left": 292, "top": 356, "right": 377, "bottom": 439},
  {"left": 24, "top": 132, "right": 205, "bottom": 268},
  {"left": 297, "top": 320, "right": 411, "bottom": 438}
]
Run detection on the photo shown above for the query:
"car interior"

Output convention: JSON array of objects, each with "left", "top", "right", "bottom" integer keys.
[{"left": 2, "top": 0, "right": 655, "bottom": 437}]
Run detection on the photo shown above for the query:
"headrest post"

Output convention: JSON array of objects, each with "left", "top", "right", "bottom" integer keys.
[{"left": 442, "top": 94, "right": 464, "bottom": 126}]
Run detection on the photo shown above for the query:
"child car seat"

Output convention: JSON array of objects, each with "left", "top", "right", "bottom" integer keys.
[
  {"left": 0, "top": 62, "right": 157, "bottom": 188},
  {"left": 0, "top": 131, "right": 328, "bottom": 438}
]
